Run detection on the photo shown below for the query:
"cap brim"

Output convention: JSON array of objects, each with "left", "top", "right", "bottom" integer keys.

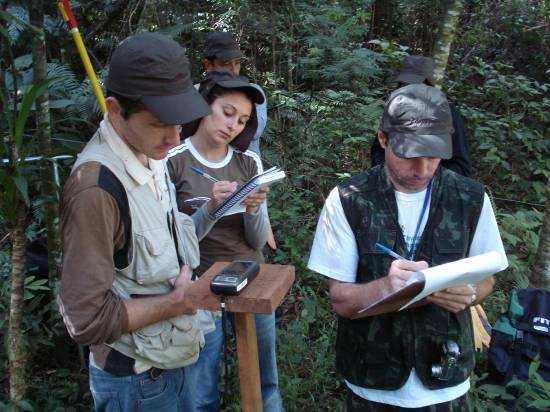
[
  {"left": 216, "top": 80, "right": 265, "bottom": 104},
  {"left": 389, "top": 132, "right": 452, "bottom": 159},
  {"left": 141, "top": 87, "right": 212, "bottom": 125},
  {"left": 395, "top": 72, "right": 427, "bottom": 85},
  {"left": 214, "top": 49, "right": 243, "bottom": 61}
]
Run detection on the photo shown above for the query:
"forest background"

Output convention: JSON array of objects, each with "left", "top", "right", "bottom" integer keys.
[{"left": 0, "top": 0, "right": 548, "bottom": 410}]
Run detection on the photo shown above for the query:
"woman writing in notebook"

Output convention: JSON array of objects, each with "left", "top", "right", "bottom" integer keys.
[{"left": 167, "top": 70, "right": 283, "bottom": 411}]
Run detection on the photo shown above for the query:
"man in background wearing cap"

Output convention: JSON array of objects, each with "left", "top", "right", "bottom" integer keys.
[
  {"left": 202, "top": 31, "right": 267, "bottom": 157},
  {"left": 371, "top": 55, "right": 471, "bottom": 178},
  {"left": 58, "top": 32, "right": 219, "bottom": 410},
  {"left": 308, "top": 84, "right": 507, "bottom": 410}
]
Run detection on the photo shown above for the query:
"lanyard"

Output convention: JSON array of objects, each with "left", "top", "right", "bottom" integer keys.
[{"left": 407, "top": 180, "right": 433, "bottom": 260}]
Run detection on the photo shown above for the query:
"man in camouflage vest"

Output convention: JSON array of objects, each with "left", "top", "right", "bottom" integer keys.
[{"left": 308, "top": 84, "right": 508, "bottom": 411}]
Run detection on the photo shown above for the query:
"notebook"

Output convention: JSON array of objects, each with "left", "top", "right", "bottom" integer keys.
[{"left": 212, "top": 166, "right": 286, "bottom": 218}]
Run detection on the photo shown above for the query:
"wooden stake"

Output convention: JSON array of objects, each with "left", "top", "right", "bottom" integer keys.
[{"left": 234, "top": 313, "right": 263, "bottom": 412}]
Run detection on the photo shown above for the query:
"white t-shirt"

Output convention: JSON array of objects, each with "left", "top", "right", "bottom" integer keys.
[{"left": 307, "top": 185, "right": 508, "bottom": 408}]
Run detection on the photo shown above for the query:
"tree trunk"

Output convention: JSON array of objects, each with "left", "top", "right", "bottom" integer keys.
[
  {"left": 29, "top": 2, "right": 60, "bottom": 288},
  {"left": 8, "top": 207, "right": 28, "bottom": 407},
  {"left": 432, "top": 0, "right": 465, "bottom": 85},
  {"left": 531, "top": 204, "right": 550, "bottom": 290},
  {"left": 286, "top": 0, "right": 295, "bottom": 91},
  {"left": 370, "top": 0, "right": 394, "bottom": 40}
]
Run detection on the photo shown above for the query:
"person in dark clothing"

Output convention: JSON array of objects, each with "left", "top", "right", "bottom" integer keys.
[
  {"left": 308, "top": 84, "right": 508, "bottom": 411},
  {"left": 370, "top": 56, "right": 471, "bottom": 177}
]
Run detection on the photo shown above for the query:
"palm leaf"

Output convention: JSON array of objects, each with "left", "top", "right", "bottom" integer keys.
[
  {"left": 0, "top": 6, "right": 42, "bottom": 40},
  {"left": 14, "top": 78, "right": 56, "bottom": 149}
]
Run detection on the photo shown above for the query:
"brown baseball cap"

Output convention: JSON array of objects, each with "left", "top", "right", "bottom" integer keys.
[
  {"left": 203, "top": 31, "right": 243, "bottom": 61},
  {"left": 106, "top": 32, "right": 211, "bottom": 125},
  {"left": 395, "top": 55, "right": 435, "bottom": 85},
  {"left": 380, "top": 84, "right": 454, "bottom": 159}
]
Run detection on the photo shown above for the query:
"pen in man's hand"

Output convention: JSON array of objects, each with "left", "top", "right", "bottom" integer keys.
[
  {"left": 374, "top": 242, "right": 407, "bottom": 260},
  {"left": 190, "top": 166, "right": 219, "bottom": 183}
]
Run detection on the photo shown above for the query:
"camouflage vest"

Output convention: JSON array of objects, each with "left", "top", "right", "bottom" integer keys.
[{"left": 336, "top": 165, "right": 484, "bottom": 390}]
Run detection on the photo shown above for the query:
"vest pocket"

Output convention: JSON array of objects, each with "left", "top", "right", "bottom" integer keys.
[
  {"left": 134, "top": 321, "right": 172, "bottom": 351},
  {"left": 363, "top": 229, "right": 397, "bottom": 253},
  {"left": 339, "top": 316, "right": 395, "bottom": 363},
  {"left": 416, "top": 309, "right": 474, "bottom": 388},
  {"left": 358, "top": 230, "right": 398, "bottom": 281},
  {"left": 431, "top": 229, "right": 469, "bottom": 266},
  {"left": 133, "top": 227, "right": 179, "bottom": 284},
  {"left": 337, "top": 315, "right": 408, "bottom": 389},
  {"left": 173, "top": 211, "right": 200, "bottom": 270},
  {"left": 131, "top": 316, "right": 202, "bottom": 367}
]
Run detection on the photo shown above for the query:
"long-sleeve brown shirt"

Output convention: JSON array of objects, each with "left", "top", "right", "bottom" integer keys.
[{"left": 58, "top": 161, "right": 131, "bottom": 368}]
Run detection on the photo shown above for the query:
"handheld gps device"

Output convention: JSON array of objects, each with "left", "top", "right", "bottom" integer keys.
[{"left": 210, "top": 261, "right": 260, "bottom": 295}]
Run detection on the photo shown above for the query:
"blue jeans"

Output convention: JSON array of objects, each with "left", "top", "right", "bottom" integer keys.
[
  {"left": 90, "top": 364, "right": 192, "bottom": 411},
  {"left": 184, "top": 312, "right": 284, "bottom": 412}
]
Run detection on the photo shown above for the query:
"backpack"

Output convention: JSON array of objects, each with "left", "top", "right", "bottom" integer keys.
[{"left": 488, "top": 288, "right": 550, "bottom": 383}]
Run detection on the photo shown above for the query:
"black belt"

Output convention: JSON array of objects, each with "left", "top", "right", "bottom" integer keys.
[
  {"left": 103, "top": 347, "right": 165, "bottom": 378},
  {"left": 148, "top": 367, "right": 164, "bottom": 380}
]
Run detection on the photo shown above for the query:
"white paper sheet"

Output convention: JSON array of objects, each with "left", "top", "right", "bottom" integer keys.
[{"left": 399, "top": 251, "right": 506, "bottom": 310}]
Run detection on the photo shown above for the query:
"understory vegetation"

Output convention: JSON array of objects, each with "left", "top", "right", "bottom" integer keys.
[{"left": 0, "top": 0, "right": 548, "bottom": 410}]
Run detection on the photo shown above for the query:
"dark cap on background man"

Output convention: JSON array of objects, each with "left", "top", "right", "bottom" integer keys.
[
  {"left": 395, "top": 55, "right": 435, "bottom": 85},
  {"left": 380, "top": 84, "right": 454, "bottom": 159},
  {"left": 203, "top": 31, "right": 242, "bottom": 61},
  {"left": 106, "top": 32, "right": 211, "bottom": 125}
]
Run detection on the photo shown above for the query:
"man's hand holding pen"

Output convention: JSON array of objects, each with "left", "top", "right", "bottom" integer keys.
[
  {"left": 385, "top": 259, "right": 428, "bottom": 291},
  {"left": 376, "top": 243, "right": 428, "bottom": 292},
  {"left": 376, "top": 242, "right": 477, "bottom": 312}
]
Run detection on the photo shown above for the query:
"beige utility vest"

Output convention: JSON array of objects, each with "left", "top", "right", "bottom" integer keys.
[{"left": 73, "top": 130, "right": 214, "bottom": 372}]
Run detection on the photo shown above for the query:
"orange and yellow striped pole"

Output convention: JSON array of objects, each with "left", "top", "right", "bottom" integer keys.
[{"left": 57, "top": 0, "right": 106, "bottom": 113}]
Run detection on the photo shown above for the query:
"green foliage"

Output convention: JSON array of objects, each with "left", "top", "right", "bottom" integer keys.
[
  {"left": 0, "top": 0, "right": 548, "bottom": 409},
  {"left": 444, "top": 24, "right": 548, "bottom": 318},
  {"left": 448, "top": 58, "right": 549, "bottom": 207},
  {"left": 0, "top": 78, "right": 56, "bottom": 229},
  {"left": 297, "top": 3, "right": 382, "bottom": 87},
  {"left": 480, "top": 208, "right": 544, "bottom": 321},
  {"left": 0, "top": 5, "right": 41, "bottom": 43},
  {"left": 276, "top": 287, "right": 342, "bottom": 410},
  {"left": 470, "top": 359, "right": 550, "bottom": 411}
]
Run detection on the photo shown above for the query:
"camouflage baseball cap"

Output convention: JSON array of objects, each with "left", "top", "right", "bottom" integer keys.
[
  {"left": 395, "top": 55, "right": 435, "bottom": 85},
  {"left": 380, "top": 84, "right": 454, "bottom": 159}
]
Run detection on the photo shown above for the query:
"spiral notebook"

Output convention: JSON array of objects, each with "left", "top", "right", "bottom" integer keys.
[{"left": 212, "top": 166, "right": 286, "bottom": 218}]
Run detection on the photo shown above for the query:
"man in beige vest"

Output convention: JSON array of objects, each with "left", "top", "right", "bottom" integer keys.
[{"left": 58, "top": 32, "right": 220, "bottom": 411}]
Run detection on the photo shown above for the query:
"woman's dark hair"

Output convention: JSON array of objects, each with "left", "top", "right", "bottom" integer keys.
[{"left": 106, "top": 89, "right": 146, "bottom": 119}]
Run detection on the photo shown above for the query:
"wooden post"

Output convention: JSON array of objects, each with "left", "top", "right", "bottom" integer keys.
[
  {"left": 234, "top": 313, "right": 263, "bottom": 412},
  {"left": 187, "top": 263, "right": 295, "bottom": 411}
]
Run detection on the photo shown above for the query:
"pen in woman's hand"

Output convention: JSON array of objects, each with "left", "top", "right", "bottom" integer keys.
[{"left": 190, "top": 166, "right": 219, "bottom": 183}]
